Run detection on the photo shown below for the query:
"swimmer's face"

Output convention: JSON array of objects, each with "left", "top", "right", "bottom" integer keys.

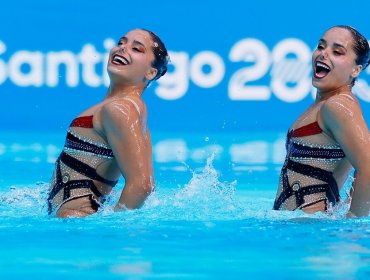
[
  {"left": 107, "top": 29, "right": 158, "bottom": 86},
  {"left": 312, "top": 27, "right": 362, "bottom": 91}
]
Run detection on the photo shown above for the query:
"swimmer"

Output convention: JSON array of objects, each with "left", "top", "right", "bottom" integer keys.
[
  {"left": 273, "top": 25, "right": 370, "bottom": 217},
  {"left": 47, "top": 29, "right": 169, "bottom": 218}
]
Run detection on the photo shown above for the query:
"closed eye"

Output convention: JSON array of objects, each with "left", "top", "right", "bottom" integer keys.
[
  {"left": 317, "top": 45, "right": 324, "bottom": 50},
  {"left": 117, "top": 37, "right": 127, "bottom": 46},
  {"left": 133, "top": 47, "right": 144, "bottom": 53}
]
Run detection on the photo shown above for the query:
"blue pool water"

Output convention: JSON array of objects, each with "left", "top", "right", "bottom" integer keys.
[{"left": 1, "top": 131, "right": 370, "bottom": 279}]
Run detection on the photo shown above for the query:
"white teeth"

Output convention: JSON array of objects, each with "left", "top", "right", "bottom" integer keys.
[
  {"left": 113, "top": 55, "right": 128, "bottom": 65},
  {"left": 316, "top": 61, "right": 330, "bottom": 70}
]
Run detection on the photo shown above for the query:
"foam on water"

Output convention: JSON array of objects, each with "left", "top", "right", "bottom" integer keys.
[{"left": 0, "top": 182, "right": 49, "bottom": 217}]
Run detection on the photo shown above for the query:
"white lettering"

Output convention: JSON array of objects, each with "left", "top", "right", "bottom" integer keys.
[
  {"left": 8, "top": 51, "right": 43, "bottom": 86},
  {"left": 0, "top": 41, "right": 7, "bottom": 84},
  {"left": 103, "top": 39, "right": 115, "bottom": 87},
  {"left": 190, "top": 51, "right": 224, "bottom": 88},
  {"left": 155, "top": 51, "right": 189, "bottom": 100},
  {"left": 46, "top": 51, "right": 78, "bottom": 87},
  {"left": 78, "top": 44, "right": 102, "bottom": 87},
  {"left": 0, "top": 37, "right": 369, "bottom": 105},
  {"left": 228, "top": 38, "right": 270, "bottom": 100},
  {"left": 271, "top": 39, "right": 311, "bottom": 102}
]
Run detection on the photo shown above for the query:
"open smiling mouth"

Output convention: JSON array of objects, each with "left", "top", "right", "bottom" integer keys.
[
  {"left": 314, "top": 61, "right": 331, "bottom": 79},
  {"left": 111, "top": 54, "right": 129, "bottom": 66}
]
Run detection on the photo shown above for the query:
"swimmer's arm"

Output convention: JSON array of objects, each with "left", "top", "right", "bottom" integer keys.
[
  {"left": 101, "top": 101, "right": 154, "bottom": 210},
  {"left": 320, "top": 96, "right": 370, "bottom": 217},
  {"left": 145, "top": 129, "right": 155, "bottom": 189}
]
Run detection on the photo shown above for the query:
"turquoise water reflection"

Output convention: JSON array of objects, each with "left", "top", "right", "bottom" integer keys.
[{"left": 0, "top": 131, "right": 368, "bottom": 279}]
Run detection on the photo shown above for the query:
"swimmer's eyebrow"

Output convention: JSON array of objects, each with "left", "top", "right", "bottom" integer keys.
[
  {"left": 333, "top": 42, "right": 347, "bottom": 51},
  {"left": 318, "top": 39, "right": 327, "bottom": 45},
  {"left": 118, "top": 37, "right": 146, "bottom": 50},
  {"left": 118, "top": 37, "right": 128, "bottom": 43},
  {"left": 132, "top": 40, "right": 147, "bottom": 50},
  {"left": 319, "top": 38, "right": 347, "bottom": 50}
]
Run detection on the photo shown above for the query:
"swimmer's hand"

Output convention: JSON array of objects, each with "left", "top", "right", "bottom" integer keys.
[{"left": 114, "top": 202, "right": 128, "bottom": 212}]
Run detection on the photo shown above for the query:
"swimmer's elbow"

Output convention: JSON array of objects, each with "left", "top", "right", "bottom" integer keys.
[
  {"left": 347, "top": 207, "right": 369, "bottom": 218},
  {"left": 138, "top": 178, "right": 154, "bottom": 196},
  {"left": 348, "top": 198, "right": 370, "bottom": 218},
  {"left": 144, "top": 184, "right": 154, "bottom": 195},
  {"left": 346, "top": 210, "right": 358, "bottom": 219},
  {"left": 128, "top": 176, "right": 153, "bottom": 192},
  {"left": 118, "top": 178, "right": 153, "bottom": 210}
]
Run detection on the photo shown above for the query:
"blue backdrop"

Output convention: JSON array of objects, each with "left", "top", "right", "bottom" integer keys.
[{"left": 1, "top": 0, "right": 370, "bottom": 132}]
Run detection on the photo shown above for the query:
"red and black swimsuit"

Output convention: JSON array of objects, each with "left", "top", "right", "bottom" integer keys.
[
  {"left": 47, "top": 116, "right": 118, "bottom": 214},
  {"left": 273, "top": 121, "right": 345, "bottom": 211}
]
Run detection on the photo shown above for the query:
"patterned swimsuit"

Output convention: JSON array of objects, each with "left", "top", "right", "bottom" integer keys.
[
  {"left": 47, "top": 116, "right": 118, "bottom": 214},
  {"left": 273, "top": 121, "right": 345, "bottom": 211}
]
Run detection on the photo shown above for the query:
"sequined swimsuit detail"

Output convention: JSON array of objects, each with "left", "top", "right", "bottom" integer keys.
[
  {"left": 47, "top": 116, "right": 118, "bottom": 214},
  {"left": 273, "top": 121, "right": 345, "bottom": 211}
]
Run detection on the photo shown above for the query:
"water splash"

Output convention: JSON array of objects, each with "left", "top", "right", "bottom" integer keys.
[
  {"left": 0, "top": 157, "right": 359, "bottom": 222},
  {"left": 101, "top": 154, "right": 240, "bottom": 221},
  {"left": 169, "top": 154, "right": 238, "bottom": 219},
  {"left": 174, "top": 154, "right": 235, "bottom": 202},
  {"left": 0, "top": 182, "right": 49, "bottom": 217}
]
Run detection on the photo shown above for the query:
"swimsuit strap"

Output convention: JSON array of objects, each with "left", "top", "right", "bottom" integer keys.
[
  {"left": 289, "top": 94, "right": 355, "bottom": 139},
  {"left": 286, "top": 160, "right": 338, "bottom": 191},
  {"left": 59, "top": 152, "right": 118, "bottom": 187},
  {"left": 65, "top": 132, "right": 114, "bottom": 158},
  {"left": 70, "top": 115, "right": 94, "bottom": 128},
  {"left": 273, "top": 158, "right": 339, "bottom": 210},
  {"left": 47, "top": 158, "right": 105, "bottom": 214},
  {"left": 273, "top": 183, "right": 331, "bottom": 210},
  {"left": 289, "top": 102, "right": 325, "bottom": 138},
  {"left": 289, "top": 121, "right": 323, "bottom": 138},
  {"left": 48, "top": 179, "right": 102, "bottom": 211},
  {"left": 289, "top": 141, "right": 345, "bottom": 159}
]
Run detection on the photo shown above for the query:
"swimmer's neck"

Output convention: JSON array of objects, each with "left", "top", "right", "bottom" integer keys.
[
  {"left": 315, "top": 84, "right": 352, "bottom": 102},
  {"left": 105, "top": 84, "right": 144, "bottom": 99}
]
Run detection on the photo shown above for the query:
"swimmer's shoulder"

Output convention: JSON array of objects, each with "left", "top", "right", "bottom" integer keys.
[
  {"left": 322, "top": 92, "right": 359, "bottom": 114},
  {"left": 319, "top": 92, "right": 362, "bottom": 131}
]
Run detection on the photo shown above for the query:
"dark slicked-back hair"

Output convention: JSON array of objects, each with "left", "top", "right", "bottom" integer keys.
[
  {"left": 141, "top": 29, "right": 169, "bottom": 81},
  {"left": 333, "top": 25, "right": 370, "bottom": 70}
]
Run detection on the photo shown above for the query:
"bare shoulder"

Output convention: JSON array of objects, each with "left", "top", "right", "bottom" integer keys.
[
  {"left": 100, "top": 98, "right": 144, "bottom": 130},
  {"left": 103, "top": 97, "right": 144, "bottom": 119},
  {"left": 321, "top": 93, "right": 361, "bottom": 121}
]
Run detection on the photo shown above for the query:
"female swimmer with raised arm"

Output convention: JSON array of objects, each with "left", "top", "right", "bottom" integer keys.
[
  {"left": 47, "top": 29, "right": 169, "bottom": 218},
  {"left": 273, "top": 25, "right": 370, "bottom": 217}
]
